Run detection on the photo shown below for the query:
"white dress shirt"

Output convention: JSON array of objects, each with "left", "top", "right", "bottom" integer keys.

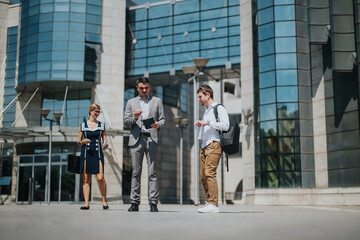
[{"left": 196, "top": 102, "right": 230, "bottom": 148}]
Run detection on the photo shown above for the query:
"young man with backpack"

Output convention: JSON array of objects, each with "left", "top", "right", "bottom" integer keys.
[{"left": 194, "top": 85, "right": 229, "bottom": 213}]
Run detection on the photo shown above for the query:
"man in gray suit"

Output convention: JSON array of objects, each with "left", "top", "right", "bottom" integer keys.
[{"left": 124, "top": 77, "right": 165, "bottom": 212}]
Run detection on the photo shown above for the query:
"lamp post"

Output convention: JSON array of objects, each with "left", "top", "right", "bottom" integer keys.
[
  {"left": 182, "top": 58, "right": 209, "bottom": 205},
  {"left": 40, "top": 109, "right": 63, "bottom": 205},
  {"left": 173, "top": 116, "right": 189, "bottom": 205}
]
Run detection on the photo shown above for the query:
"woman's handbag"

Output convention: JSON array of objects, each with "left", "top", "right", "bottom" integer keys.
[{"left": 67, "top": 144, "right": 81, "bottom": 174}]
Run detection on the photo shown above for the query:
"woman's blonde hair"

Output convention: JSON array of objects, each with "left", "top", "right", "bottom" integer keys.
[{"left": 88, "top": 104, "right": 101, "bottom": 118}]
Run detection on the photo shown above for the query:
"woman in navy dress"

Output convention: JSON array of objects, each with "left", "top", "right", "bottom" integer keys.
[{"left": 77, "top": 104, "right": 109, "bottom": 210}]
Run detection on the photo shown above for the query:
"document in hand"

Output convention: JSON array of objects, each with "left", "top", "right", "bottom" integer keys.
[
  {"left": 142, "top": 117, "right": 155, "bottom": 129},
  {"left": 102, "top": 138, "right": 108, "bottom": 148}
]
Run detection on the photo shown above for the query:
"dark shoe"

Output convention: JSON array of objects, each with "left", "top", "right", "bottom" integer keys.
[
  {"left": 128, "top": 203, "right": 139, "bottom": 212},
  {"left": 80, "top": 206, "right": 90, "bottom": 210},
  {"left": 150, "top": 204, "right": 158, "bottom": 212},
  {"left": 103, "top": 205, "right": 109, "bottom": 210}
]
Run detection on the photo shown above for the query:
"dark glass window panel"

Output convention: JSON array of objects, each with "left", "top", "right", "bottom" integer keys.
[
  {"left": 26, "top": 53, "right": 37, "bottom": 63},
  {"left": 260, "top": 87, "right": 275, "bottom": 104},
  {"left": 261, "top": 172, "right": 279, "bottom": 188},
  {"left": 26, "top": 72, "right": 36, "bottom": 81},
  {"left": 275, "top": 37, "right": 296, "bottom": 53},
  {"left": 275, "top": 21, "right": 295, "bottom": 37},
  {"left": 259, "top": 38, "right": 274, "bottom": 57},
  {"left": 20, "top": 156, "right": 33, "bottom": 163},
  {"left": 61, "top": 165, "right": 75, "bottom": 201},
  {"left": 18, "top": 166, "right": 32, "bottom": 201},
  {"left": 276, "top": 69, "right": 297, "bottom": 85},
  {"left": 258, "top": 7, "right": 274, "bottom": 25},
  {"left": 277, "top": 103, "right": 298, "bottom": 119},
  {"left": 28, "top": 15, "right": 39, "bottom": 25},
  {"left": 26, "top": 63, "right": 36, "bottom": 73},
  {"left": 279, "top": 171, "right": 300, "bottom": 188},
  {"left": 278, "top": 119, "right": 299, "bottom": 136},
  {"left": 8, "top": 26, "right": 18, "bottom": 35},
  {"left": 274, "top": 5, "right": 295, "bottom": 21},
  {"left": 86, "top": 14, "right": 102, "bottom": 25},
  {"left": 259, "top": 54, "right": 275, "bottom": 72},
  {"left": 85, "top": 34, "right": 101, "bottom": 43},
  {"left": 260, "top": 104, "right": 276, "bottom": 121},
  {"left": 277, "top": 86, "right": 298, "bottom": 102},
  {"left": 262, "top": 155, "right": 278, "bottom": 171},
  {"left": 27, "top": 24, "right": 39, "bottom": 35},
  {"left": 35, "top": 155, "right": 48, "bottom": 163},
  {"left": 279, "top": 137, "right": 299, "bottom": 153},
  {"left": 260, "top": 121, "right": 277, "bottom": 137},
  {"left": 279, "top": 154, "right": 300, "bottom": 171},
  {"left": 87, "top": 0, "right": 102, "bottom": 6},
  {"left": 86, "top": 24, "right": 101, "bottom": 34},
  {"left": 33, "top": 165, "right": 46, "bottom": 201},
  {"left": 29, "top": 6, "right": 40, "bottom": 16},
  {"left": 276, "top": 53, "right": 297, "bottom": 69},
  {"left": 258, "top": 22, "right": 274, "bottom": 41}
]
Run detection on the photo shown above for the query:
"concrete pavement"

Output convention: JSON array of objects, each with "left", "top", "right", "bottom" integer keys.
[{"left": 1, "top": 204, "right": 360, "bottom": 240}]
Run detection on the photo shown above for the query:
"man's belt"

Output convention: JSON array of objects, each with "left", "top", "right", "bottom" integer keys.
[{"left": 140, "top": 132, "right": 151, "bottom": 136}]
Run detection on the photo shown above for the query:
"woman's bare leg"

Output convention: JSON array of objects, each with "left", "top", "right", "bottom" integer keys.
[
  {"left": 83, "top": 161, "right": 91, "bottom": 207},
  {"left": 96, "top": 161, "right": 107, "bottom": 206}
]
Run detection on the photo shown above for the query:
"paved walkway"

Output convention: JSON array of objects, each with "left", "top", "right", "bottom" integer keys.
[{"left": 1, "top": 204, "right": 360, "bottom": 240}]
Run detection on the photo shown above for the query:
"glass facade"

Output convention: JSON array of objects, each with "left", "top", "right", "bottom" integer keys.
[
  {"left": 18, "top": 0, "right": 102, "bottom": 85},
  {"left": 3, "top": 27, "right": 18, "bottom": 127},
  {"left": 126, "top": 0, "right": 240, "bottom": 76},
  {"left": 41, "top": 88, "right": 91, "bottom": 127},
  {"left": 254, "top": 0, "right": 304, "bottom": 188}
]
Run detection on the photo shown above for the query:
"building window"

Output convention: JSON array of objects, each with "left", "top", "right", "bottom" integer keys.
[{"left": 224, "top": 82, "right": 235, "bottom": 94}]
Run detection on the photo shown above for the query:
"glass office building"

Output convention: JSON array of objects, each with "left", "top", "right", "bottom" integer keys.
[{"left": 1, "top": 0, "right": 359, "bottom": 205}]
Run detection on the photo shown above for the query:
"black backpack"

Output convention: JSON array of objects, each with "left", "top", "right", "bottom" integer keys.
[{"left": 214, "top": 104, "right": 240, "bottom": 171}]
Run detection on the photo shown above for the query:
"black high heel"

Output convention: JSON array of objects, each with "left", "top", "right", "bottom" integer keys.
[
  {"left": 80, "top": 206, "right": 90, "bottom": 210},
  {"left": 103, "top": 205, "right": 109, "bottom": 210}
]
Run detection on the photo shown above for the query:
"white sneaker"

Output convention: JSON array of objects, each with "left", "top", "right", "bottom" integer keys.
[{"left": 197, "top": 203, "right": 220, "bottom": 213}]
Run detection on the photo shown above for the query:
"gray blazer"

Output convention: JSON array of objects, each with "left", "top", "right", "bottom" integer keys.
[{"left": 124, "top": 95, "right": 165, "bottom": 146}]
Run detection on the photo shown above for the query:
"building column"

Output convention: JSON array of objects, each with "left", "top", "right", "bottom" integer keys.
[{"left": 240, "top": 0, "right": 255, "bottom": 203}]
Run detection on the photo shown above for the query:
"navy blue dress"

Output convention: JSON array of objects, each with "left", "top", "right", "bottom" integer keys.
[{"left": 80, "top": 121, "right": 105, "bottom": 174}]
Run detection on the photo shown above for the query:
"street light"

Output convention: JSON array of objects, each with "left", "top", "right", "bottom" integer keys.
[
  {"left": 40, "top": 109, "right": 63, "bottom": 204},
  {"left": 173, "top": 116, "right": 190, "bottom": 205},
  {"left": 182, "top": 57, "right": 209, "bottom": 205}
]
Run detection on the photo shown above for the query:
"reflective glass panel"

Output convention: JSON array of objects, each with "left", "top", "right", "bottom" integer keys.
[
  {"left": 260, "top": 104, "right": 276, "bottom": 121},
  {"left": 277, "top": 103, "right": 298, "bottom": 119},
  {"left": 260, "top": 121, "right": 277, "bottom": 137},
  {"left": 260, "top": 87, "right": 276, "bottom": 104},
  {"left": 276, "top": 53, "right": 297, "bottom": 69},
  {"left": 276, "top": 69, "right": 297, "bottom": 85},
  {"left": 258, "top": 7, "right": 274, "bottom": 25},
  {"left": 275, "top": 21, "right": 295, "bottom": 36},
  {"left": 277, "top": 86, "right": 298, "bottom": 102},
  {"left": 274, "top": 5, "right": 295, "bottom": 21},
  {"left": 259, "top": 54, "right": 275, "bottom": 72},
  {"left": 275, "top": 37, "right": 296, "bottom": 53},
  {"left": 259, "top": 39, "right": 274, "bottom": 56}
]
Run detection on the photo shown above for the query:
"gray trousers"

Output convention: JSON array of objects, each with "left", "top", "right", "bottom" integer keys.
[{"left": 130, "top": 135, "right": 159, "bottom": 205}]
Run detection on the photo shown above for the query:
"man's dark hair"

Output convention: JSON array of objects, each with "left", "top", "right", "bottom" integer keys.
[
  {"left": 197, "top": 84, "right": 213, "bottom": 99},
  {"left": 136, "top": 76, "right": 151, "bottom": 86}
]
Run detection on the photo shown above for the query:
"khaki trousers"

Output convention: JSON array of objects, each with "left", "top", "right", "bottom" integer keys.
[{"left": 200, "top": 141, "right": 222, "bottom": 206}]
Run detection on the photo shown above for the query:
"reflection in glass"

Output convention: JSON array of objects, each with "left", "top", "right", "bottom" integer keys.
[
  {"left": 262, "top": 172, "right": 278, "bottom": 188},
  {"left": 260, "top": 137, "right": 277, "bottom": 154},
  {"left": 260, "top": 120, "right": 277, "bottom": 137},
  {"left": 277, "top": 103, "right": 298, "bottom": 119},
  {"left": 262, "top": 155, "right": 277, "bottom": 171},
  {"left": 279, "top": 154, "right": 300, "bottom": 171},
  {"left": 279, "top": 137, "right": 299, "bottom": 153},
  {"left": 279, "top": 171, "right": 300, "bottom": 188},
  {"left": 278, "top": 119, "right": 298, "bottom": 136}
]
